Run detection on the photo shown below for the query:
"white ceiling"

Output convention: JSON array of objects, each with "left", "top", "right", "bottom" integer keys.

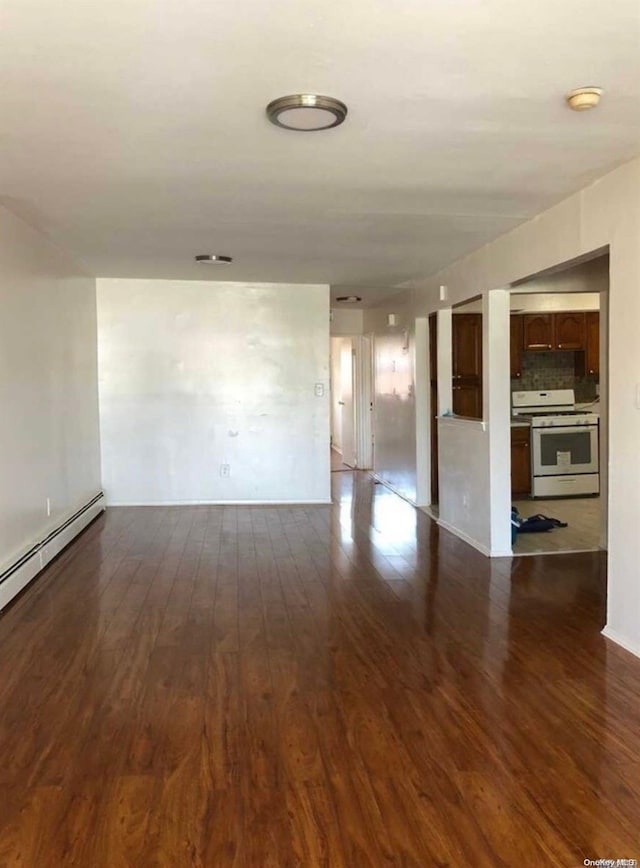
[{"left": 1, "top": 0, "right": 639, "bottom": 305}]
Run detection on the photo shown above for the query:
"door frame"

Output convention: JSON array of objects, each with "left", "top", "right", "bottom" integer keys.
[
  {"left": 330, "top": 334, "right": 374, "bottom": 470},
  {"left": 354, "top": 334, "right": 374, "bottom": 469}
]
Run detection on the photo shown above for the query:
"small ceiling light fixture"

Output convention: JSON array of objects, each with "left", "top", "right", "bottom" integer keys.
[
  {"left": 266, "top": 94, "right": 348, "bottom": 131},
  {"left": 195, "top": 254, "right": 233, "bottom": 264},
  {"left": 335, "top": 295, "right": 362, "bottom": 303},
  {"left": 566, "top": 86, "right": 603, "bottom": 112}
]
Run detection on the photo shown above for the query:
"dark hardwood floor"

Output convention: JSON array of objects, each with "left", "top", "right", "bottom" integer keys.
[{"left": 0, "top": 471, "right": 638, "bottom": 866}]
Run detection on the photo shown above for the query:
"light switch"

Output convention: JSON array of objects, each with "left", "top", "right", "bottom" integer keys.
[{"left": 314, "top": 383, "right": 325, "bottom": 397}]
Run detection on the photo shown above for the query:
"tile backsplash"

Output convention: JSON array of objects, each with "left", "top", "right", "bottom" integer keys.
[{"left": 511, "top": 351, "right": 598, "bottom": 401}]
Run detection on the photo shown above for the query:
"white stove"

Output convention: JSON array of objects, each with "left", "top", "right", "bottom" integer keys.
[{"left": 512, "top": 389, "right": 599, "bottom": 497}]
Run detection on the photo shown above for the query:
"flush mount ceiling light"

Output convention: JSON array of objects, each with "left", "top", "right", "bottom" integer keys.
[
  {"left": 266, "top": 94, "right": 348, "bottom": 131},
  {"left": 194, "top": 254, "right": 233, "bottom": 264},
  {"left": 566, "top": 86, "right": 603, "bottom": 111},
  {"left": 335, "top": 295, "right": 362, "bottom": 303}
]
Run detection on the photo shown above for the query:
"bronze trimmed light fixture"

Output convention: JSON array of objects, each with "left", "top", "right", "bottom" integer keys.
[
  {"left": 266, "top": 94, "right": 348, "bottom": 131},
  {"left": 194, "top": 254, "right": 233, "bottom": 264},
  {"left": 335, "top": 295, "right": 362, "bottom": 303}
]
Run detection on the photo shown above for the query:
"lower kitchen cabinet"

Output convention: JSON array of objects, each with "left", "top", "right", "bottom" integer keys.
[{"left": 511, "top": 426, "right": 531, "bottom": 497}]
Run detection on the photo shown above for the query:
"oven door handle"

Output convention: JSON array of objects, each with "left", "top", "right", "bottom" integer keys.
[{"left": 533, "top": 424, "right": 598, "bottom": 435}]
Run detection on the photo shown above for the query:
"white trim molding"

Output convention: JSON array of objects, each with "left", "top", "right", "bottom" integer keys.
[
  {"left": 0, "top": 493, "right": 105, "bottom": 612},
  {"left": 602, "top": 626, "right": 640, "bottom": 660}
]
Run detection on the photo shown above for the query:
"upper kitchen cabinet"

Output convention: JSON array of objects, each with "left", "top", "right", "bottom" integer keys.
[
  {"left": 510, "top": 315, "right": 523, "bottom": 378},
  {"left": 452, "top": 314, "right": 482, "bottom": 378},
  {"left": 585, "top": 311, "right": 600, "bottom": 376},
  {"left": 522, "top": 311, "right": 586, "bottom": 352},
  {"left": 452, "top": 313, "right": 482, "bottom": 419},
  {"left": 523, "top": 313, "right": 554, "bottom": 351},
  {"left": 554, "top": 311, "right": 586, "bottom": 350}
]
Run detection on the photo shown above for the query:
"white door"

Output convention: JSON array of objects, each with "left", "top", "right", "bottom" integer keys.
[
  {"left": 330, "top": 337, "right": 344, "bottom": 452},
  {"left": 340, "top": 340, "right": 356, "bottom": 467},
  {"left": 354, "top": 335, "right": 374, "bottom": 469}
]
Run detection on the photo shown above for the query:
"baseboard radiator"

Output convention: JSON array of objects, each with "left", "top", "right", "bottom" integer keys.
[{"left": 0, "top": 492, "right": 105, "bottom": 612}]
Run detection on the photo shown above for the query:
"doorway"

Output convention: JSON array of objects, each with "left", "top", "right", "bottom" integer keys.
[
  {"left": 509, "top": 253, "right": 609, "bottom": 555},
  {"left": 330, "top": 335, "right": 374, "bottom": 470}
]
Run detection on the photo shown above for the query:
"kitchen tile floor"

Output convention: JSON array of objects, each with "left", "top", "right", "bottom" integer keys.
[{"left": 512, "top": 496, "right": 602, "bottom": 554}]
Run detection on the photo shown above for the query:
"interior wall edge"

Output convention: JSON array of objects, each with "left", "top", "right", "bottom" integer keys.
[{"left": 601, "top": 627, "right": 640, "bottom": 662}]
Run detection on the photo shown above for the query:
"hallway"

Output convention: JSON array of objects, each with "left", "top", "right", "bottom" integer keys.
[{"left": 0, "top": 472, "right": 637, "bottom": 865}]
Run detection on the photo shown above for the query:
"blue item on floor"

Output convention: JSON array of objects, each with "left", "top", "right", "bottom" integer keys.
[
  {"left": 511, "top": 507, "right": 569, "bottom": 538},
  {"left": 518, "top": 513, "right": 568, "bottom": 533},
  {"left": 511, "top": 507, "right": 522, "bottom": 544}
]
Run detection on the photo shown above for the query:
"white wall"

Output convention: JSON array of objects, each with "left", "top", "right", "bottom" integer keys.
[
  {"left": 330, "top": 307, "right": 363, "bottom": 336},
  {"left": 365, "top": 304, "right": 416, "bottom": 502},
  {"left": 513, "top": 255, "right": 609, "bottom": 296},
  {"left": 435, "top": 291, "right": 512, "bottom": 556},
  {"left": 438, "top": 418, "right": 490, "bottom": 551},
  {"left": 0, "top": 205, "right": 101, "bottom": 574},
  {"left": 460, "top": 291, "right": 600, "bottom": 313},
  {"left": 97, "top": 279, "right": 330, "bottom": 504},
  {"left": 393, "top": 155, "right": 640, "bottom": 656},
  {"left": 510, "top": 292, "right": 599, "bottom": 311}
]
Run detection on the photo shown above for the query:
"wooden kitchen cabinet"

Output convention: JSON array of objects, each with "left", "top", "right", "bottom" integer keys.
[
  {"left": 523, "top": 313, "right": 554, "bottom": 351},
  {"left": 522, "top": 311, "right": 586, "bottom": 352},
  {"left": 452, "top": 314, "right": 482, "bottom": 378},
  {"left": 510, "top": 315, "right": 523, "bottom": 379},
  {"left": 511, "top": 426, "right": 531, "bottom": 497},
  {"left": 452, "top": 313, "right": 482, "bottom": 419},
  {"left": 554, "top": 311, "right": 586, "bottom": 350},
  {"left": 585, "top": 311, "right": 600, "bottom": 376},
  {"left": 453, "top": 382, "right": 483, "bottom": 419}
]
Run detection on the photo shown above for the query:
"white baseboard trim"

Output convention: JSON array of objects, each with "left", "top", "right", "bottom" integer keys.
[
  {"left": 105, "top": 499, "right": 332, "bottom": 506},
  {"left": 418, "top": 505, "right": 438, "bottom": 520},
  {"left": 371, "top": 474, "right": 417, "bottom": 507},
  {"left": 601, "top": 626, "right": 640, "bottom": 660},
  {"left": 436, "top": 518, "right": 490, "bottom": 557},
  {"left": 0, "top": 493, "right": 105, "bottom": 612}
]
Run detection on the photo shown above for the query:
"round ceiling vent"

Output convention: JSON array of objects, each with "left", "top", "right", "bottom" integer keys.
[{"left": 266, "top": 94, "right": 348, "bottom": 131}]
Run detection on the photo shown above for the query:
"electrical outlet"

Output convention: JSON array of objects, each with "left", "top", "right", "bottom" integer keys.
[
  {"left": 220, "top": 464, "right": 231, "bottom": 478},
  {"left": 314, "top": 382, "right": 325, "bottom": 397}
]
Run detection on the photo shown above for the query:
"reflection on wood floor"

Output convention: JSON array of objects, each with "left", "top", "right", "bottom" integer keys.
[{"left": 0, "top": 471, "right": 637, "bottom": 866}]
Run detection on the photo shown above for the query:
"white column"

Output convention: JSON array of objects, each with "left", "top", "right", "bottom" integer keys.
[
  {"left": 484, "top": 289, "right": 512, "bottom": 556},
  {"left": 437, "top": 308, "right": 452, "bottom": 416},
  {"left": 414, "top": 317, "right": 430, "bottom": 505}
]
